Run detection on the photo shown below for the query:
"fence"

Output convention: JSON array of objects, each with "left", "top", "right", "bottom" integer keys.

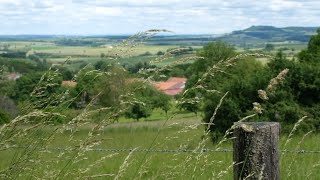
[
  {"left": 5, "top": 122, "right": 320, "bottom": 179},
  {"left": 10, "top": 146, "right": 320, "bottom": 154}
]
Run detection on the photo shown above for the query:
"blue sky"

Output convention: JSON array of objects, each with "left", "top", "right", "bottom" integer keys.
[{"left": 0, "top": 0, "right": 319, "bottom": 35}]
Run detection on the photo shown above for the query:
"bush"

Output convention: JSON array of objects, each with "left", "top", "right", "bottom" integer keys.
[
  {"left": 156, "top": 51, "right": 165, "bottom": 56},
  {"left": 0, "top": 109, "right": 10, "bottom": 124},
  {"left": 202, "top": 59, "right": 270, "bottom": 133},
  {"left": 266, "top": 49, "right": 320, "bottom": 133},
  {"left": 125, "top": 102, "right": 151, "bottom": 121},
  {"left": 140, "top": 51, "right": 152, "bottom": 56}
]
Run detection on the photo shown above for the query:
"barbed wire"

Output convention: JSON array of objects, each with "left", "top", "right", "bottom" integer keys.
[
  {"left": 280, "top": 149, "right": 320, "bottom": 154},
  {"left": 6, "top": 146, "right": 320, "bottom": 154}
]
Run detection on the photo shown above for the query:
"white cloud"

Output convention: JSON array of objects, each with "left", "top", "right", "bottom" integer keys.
[
  {"left": 93, "top": 7, "right": 123, "bottom": 16},
  {"left": 0, "top": 0, "right": 319, "bottom": 34},
  {"left": 269, "top": 0, "right": 302, "bottom": 11}
]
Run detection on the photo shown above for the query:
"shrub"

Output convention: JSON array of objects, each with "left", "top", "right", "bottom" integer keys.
[{"left": 0, "top": 109, "right": 10, "bottom": 124}]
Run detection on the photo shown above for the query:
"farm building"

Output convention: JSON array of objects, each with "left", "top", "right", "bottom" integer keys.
[{"left": 154, "top": 77, "right": 187, "bottom": 96}]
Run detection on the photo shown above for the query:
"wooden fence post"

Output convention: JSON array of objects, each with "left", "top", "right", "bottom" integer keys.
[{"left": 233, "top": 122, "right": 280, "bottom": 180}]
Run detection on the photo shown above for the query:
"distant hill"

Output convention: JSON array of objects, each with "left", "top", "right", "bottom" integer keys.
[
  {"left": 144, "top": 26, "right": 319, "bottom": 47},
  {"left": 0, "top": 26, "right": 318, "bottom": 48},
  {"left": 214, "top": 26, "right": 319, "bottom": 48}
]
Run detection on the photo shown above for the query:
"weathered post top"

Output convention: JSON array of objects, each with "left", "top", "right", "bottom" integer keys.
[{"left": 233, "top": 122, "right": 280, "bottom": 180}]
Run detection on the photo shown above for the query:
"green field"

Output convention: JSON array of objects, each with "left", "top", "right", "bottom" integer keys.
[
  {"left": 1, "top": 113, "right": 319, "bottom": 179},
  {"left": 1, "top": 38, "right": 307, "bottom": 72},
  {"left": 31, "top": 44, "right": 190, "bottom": 57},
  {"left": 17, "top": 43, "right": 200, "bottom": 70}
]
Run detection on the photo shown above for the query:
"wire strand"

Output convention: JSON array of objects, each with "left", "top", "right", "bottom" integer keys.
[{"left": 6, "top": 146, "right": 320, "bottom": 154}]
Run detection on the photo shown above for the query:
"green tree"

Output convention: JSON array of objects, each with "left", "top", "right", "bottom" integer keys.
[
  {"left": 299, "top": 29, "right": 320, "bottom": 63},
  {"left": 123, "top": 81, "right": 154, "bottom": 121},
  {"left": 197, "top": 41, "right": 236, "bottom": 68},
  {"left": 94, "top": 60, "right": 113, "bottom": 71},
  {"left": 264, "top": 43, "right": 275, "bottom": 51},
  {"left": 186, "top": 41, "right": 236, "bottom": 89},
  {"left": 177, "top": 89, "right": 200, "bottom": 116},
  {"left": 156, "top": 51, "right": 165, "bottom": 56},
  {"left": 123, "top": 81, "right": 168, "bottom": 121},
  {"left": 98, "top": 67, "right": 128, "bottom": 108},
  {"left": 140, "top": 51, "right": 152, "bottom": 56},
  {"left": 151, "top": 91, "right": 171, "bottom": 116},
  {"left": 72, "top": 65, "right": 128, "bottom": 111},
  {"left": 0, "top": 65, "right": 15, "bottom": 96},
  {"left": 265, "top": 47, "right": 320, "bottom": 132},
  {"left": 124, "top": 102, "right": 151, "bottom": 121},
  {"left": 182, "top": 41, "right": 236, "bottom": 116},
  {"left": 0, "top": 57, "right": 38, "bottom": 74},
  {"left": 202, "top": 58, "right": 269, "bottom": 135},
  {"left": 13, "top": 72, "right": 43, "bottom": 101},
  {"left": 0, "top": 108, "right": 10, "bottom": 124},
  {"left": 30, "top": 70, "right": 64, "bottom": 108},
  {"left": 127, "top": 62, "right": 156, "bottom": 74},
  {"left": 71, "top": 66, "right": 101, "bottom": 107},
  {"left": 52, "top": 66, "right": 73, "bottom": 80}
]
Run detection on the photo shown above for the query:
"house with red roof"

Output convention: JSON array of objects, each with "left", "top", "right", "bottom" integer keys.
[{"left": 154, "top": 77, "right": 187, "bottom": 96}]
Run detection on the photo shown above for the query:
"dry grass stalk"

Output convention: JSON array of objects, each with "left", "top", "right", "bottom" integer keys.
[
  {"left": 286, "top": 130, "right": 313, "bottom": 178},
  {"left": 284, "top": 116, "right": 308, "bottom": 147},
  {"left": 114, "top": 148, "right": 137, "bottom": 180},
  {"left": 266, "top": 68, "right": 289, "bottom": 94}
]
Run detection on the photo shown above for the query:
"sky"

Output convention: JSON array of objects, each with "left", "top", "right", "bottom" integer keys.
[{"left": 0, "top": 0, "right": 319, "bottom": 35}]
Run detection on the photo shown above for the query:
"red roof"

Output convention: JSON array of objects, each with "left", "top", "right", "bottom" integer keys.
[
  {"left": 167, "top": 77, "right": 187, "bottom": 83},
  {"left": 62, "top": 81, "right": 77, "bottom": 87},
  {"left": 163, "top": 89, "right": 184, "bottom": 96},
  {"left": 153, "top": 77, "right": 187, "bottom": 96}
]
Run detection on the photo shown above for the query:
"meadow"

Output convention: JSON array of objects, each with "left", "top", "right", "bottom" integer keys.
[{"left": 1, "top": 113, "right": 319, "bottom": 179}]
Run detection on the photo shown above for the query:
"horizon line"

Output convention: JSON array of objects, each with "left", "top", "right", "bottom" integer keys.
[{"left": 0, "top": 25, "right": 318, "bottom": 37}]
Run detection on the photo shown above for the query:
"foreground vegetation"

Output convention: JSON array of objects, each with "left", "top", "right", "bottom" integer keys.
[{"left": 1, "top": 119, "right": 319, "bottom": 179}]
